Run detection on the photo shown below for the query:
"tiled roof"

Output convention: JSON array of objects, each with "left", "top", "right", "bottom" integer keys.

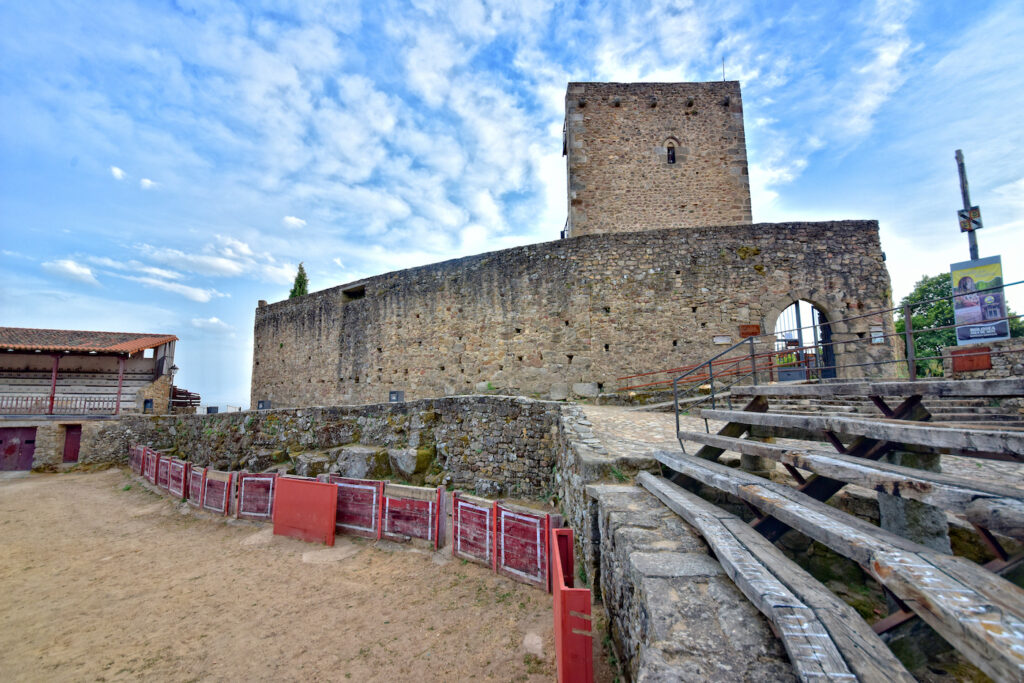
[{"left": 0, "top": 327, "right": 178, "bottom": 355}]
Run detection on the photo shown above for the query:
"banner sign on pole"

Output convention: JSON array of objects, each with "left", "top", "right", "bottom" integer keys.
[{"left": 951, "top": 255, "right": 1010, "bottom": 345}]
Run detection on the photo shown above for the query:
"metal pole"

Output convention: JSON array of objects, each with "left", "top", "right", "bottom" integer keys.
[
  {"left": 708, "top": 361, "right": 715, "bottom": 410},
  {"left": 903, "top": 303, "right": 916, "bottom": 379},
  {"left": 955, "top": 149, "right": 979, "bottom": 261},
  {"left": 749, "top": 336, "right": 758, "bottom": 386}
]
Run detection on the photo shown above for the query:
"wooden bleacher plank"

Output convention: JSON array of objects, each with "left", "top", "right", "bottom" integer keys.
[
  {"left": 691, "top": 395, "right": 768, "bottom": 461},
  {"left": 698, "top": 409, "right": 1024, "bottom": 457},
  {"left": 731, "top": 378, "right": 1024, "bottom": 399},
  {"left": 639, "top": 473, "right": 913, "bottom": 682},
  {"left": 677, "top": 430, "right": 1024, "bottom": 539},
  {"left": 654, "top": 449, "right": 1024, "bottom": 681}
]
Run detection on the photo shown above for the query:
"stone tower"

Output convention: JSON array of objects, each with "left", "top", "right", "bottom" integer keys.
[{"left": 563, "top": 81, "right": 752, "bottom": 238}]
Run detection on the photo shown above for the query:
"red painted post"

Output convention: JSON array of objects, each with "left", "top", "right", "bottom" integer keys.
[
  {"left": 491, "top": 504, "right": 499, "bottom": 574},
  {"left": 376, "top": 481, "right": 385, "bottom": 540},
  {"left": 114, "top": 355, "right": 125, "bottom": 415},
  {"left": 47, "top": 354, "right": 59, "bottom": 415},
  {"left": 435, "top": 486, "right": 443, "bottom": 550}
]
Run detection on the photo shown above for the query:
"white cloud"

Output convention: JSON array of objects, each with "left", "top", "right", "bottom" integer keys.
[
  {"left": 87, "top": 256, "right": 184, "bottom": 280},
  {"left": 110, "top": 166, "right": 125, "bottom": 180},
  {"left": 215, "top": 235, "right": 254, "bottom": 258},
  {"left": 282, "top": 215, "right": 307, "bottom": 229},
  {"left": 139, "top": 244, "right": 248, "bottom": 277},
  {"left": 120, "top": 274, "right": 227, "bottom": 303},
  {"left": 139, "top": 178, "right": 157, "bottom": 189},
  {"left": 191, "top": 316, "right": 233, "bottom": 332},
  {"left": 333, "top": 257, "right": 344, "bottom": 268},
  {"left": 41, "top": 259, "right": 99, "bottom": 286}
]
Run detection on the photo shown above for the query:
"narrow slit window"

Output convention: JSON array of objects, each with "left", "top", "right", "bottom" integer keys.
[{"left": 667, "top": 144, "right": 676, "bottom": 164}]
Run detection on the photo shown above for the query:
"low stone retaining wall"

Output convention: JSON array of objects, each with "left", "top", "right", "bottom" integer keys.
[{"left": 117, "top": 396, "right": 561, "bottom": 498}]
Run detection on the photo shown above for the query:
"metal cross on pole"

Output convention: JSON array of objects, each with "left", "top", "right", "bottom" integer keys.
[{"left": 954, "top": 149, "right": 981, "bottom": 260}]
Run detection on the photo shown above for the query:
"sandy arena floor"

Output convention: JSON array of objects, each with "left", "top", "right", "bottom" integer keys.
[{"left": 0, "top": 469, "right": 569, "bottom": 682}]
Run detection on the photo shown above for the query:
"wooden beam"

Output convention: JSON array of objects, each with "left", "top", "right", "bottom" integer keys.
[
  {"left": 698, "top": 409, "right": 1024, "bottom": 457},
  {"left": 639, "top": 473, "right": 914, "bottom": 682},
  {"left": 678, "top": 429, "right": 1024, "bottom": 540},
  {"left": 730, "top": 378, "right": 1024, "bottom": 399},
  {"left": 653, "top": 450, "right": 1024, "bottom": 682}
]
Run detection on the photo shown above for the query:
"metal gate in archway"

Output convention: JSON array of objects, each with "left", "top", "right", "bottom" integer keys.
[{"left": 773, "top": 301, "right": 835, "bottom": 381}]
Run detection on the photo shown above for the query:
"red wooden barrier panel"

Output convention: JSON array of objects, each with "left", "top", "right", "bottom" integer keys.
[
  {"left": 273, "top": 476, "right": 337, "bottom": 546},
  {"left": 329, "top": 476, "right": 384, "bottom": 539},
  {"left": 167, "top": 459, "right": 188, "bottom": 498},
  {"left": 452, "top": 492, "right": 494, "bottom": 566},
  {"left": 129, "top": 445, "right": 144, "bottom": 474},
  {"left": 202, "top": 470, "right": 234, "bottom": 516},
  {"left": 381, "top": 484, "right": 444, "bottom": 549},
  {"left": 551, "top": 527, "right": 593, "bottom": 683},
  {"left": 156, "top": 456, "right": 170, "bottom": 490},
  {"left": 187, "top": 467, "right": 206, "bottom": 507},
  {"left": 144, "top": 449, "right": 158, "bottom": 483},
  {"left": 236, "top": 472, "right": 277, "bottom": 521},
  {"left": 495, "top": 503, "right": 550, "bottom": 589}
]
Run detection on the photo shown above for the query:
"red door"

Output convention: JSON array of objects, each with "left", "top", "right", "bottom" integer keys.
[
  {"left": 0, "top": 427, "right": 37, "bottom": 471},
  {"left": 63, "top": 425, "right": 82, "bottom": 463}
]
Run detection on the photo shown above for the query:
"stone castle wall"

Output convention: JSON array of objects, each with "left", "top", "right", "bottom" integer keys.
[
  {"left": 252, "top": 221, "right": 896, "bottom": 408},
  {"left": 565, "top": 81, "right": 751, "bottom": 238}
]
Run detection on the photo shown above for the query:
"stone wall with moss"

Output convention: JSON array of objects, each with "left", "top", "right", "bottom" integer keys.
[
  {"left": 118, "top": 395, "right": 563, "bottom": 498},
  {"left": 253, "top": 220, "right": 897, "bottom": 408}
]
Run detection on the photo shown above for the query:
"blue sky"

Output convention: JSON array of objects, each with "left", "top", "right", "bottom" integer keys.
[{"left": 2, "top": 0, "right": 1022, "bottom": 407}]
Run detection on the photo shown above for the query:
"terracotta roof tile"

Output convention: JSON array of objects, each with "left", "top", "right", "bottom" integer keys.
[{"left": 0, "top": 327, "right": 178, "bottom": 355}]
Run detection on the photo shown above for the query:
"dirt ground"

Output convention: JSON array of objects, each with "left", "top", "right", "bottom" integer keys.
[{"left": 0, "top": 469, "right": 615, "bottom": 682}]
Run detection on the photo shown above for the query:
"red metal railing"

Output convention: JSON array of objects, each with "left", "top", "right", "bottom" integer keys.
[{"left": 0, "top": 394, "right": 119, "bottom": 415}]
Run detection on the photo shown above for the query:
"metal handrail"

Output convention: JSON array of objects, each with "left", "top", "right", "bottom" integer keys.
[{"left": 673, "top": 336, "right": 759, "bottom": 449}]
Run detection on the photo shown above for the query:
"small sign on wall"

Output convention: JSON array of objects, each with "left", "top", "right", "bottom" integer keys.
[
  {"left": 713, "top": 335, "right": 732, "bottom": 345},
  {"left": 389, "top": 391, "right": 405, "bottom": 403},
  {"left": 870, "top": 325, "right": 885, "bottom": 344},
  {"left": 738, "top": 324, "right": 760, "bottom": 338}
]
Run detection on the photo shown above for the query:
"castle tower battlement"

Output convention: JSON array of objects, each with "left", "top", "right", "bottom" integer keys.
[{"left": 564, "top": 81, "right": 752, "bottom": 237}]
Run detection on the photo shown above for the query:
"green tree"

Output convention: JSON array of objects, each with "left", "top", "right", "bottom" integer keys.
[
  {"left": 288, "top": 262, "right": 309, "bottom": 299},
  {"left": 895, "top": 272, "right": 1022, "bottom": 377}
]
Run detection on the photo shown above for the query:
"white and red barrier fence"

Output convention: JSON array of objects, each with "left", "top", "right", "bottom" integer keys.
[
  {"left": 144, "top": 449, "right": 157, "bottom": 483},
  {"left": 187, "top": 466, "right": 206, "bottom": 507},
  {"left": 236, "top": 472, "right": 277, "bottom": 521},
  {"left": 127, "top": 444, "right": 569, "bottom": 593},
  {"left": 382, "top": 483, "right": 445, "bottom": 549},
  {"left": 496, "top": 502, "right": 550, "bottom": 589},
  {"left": 329, "top": 476, "right": 384, "bottom": 539},
  {"left": 453, "top": 492, "right": 496, "bottom": 565},
  {"left": 156, "top": 457, "right": 170, "bottom": 490},
  {"left": 202, "top": 470, "right": 234, "bottom": 516},
  {"left": 167, "top": 458, "right": 188, "bottom": 498}
]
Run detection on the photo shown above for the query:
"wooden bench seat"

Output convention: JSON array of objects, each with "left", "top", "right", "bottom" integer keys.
[
  {"left": 638, "top": 472, "right": 914, "bottom": 682},
  {"left": 696, "top": 408, "right": 1024, "bottom": 459},
  {"left": 653, "top": 449, "right": 1024, "bottom": 682},
  {"left": 730, "top": 378, "right": 1024, "bottom": 399},
  {"left": 678, "top": 430, "right": 1024, "bottom": 540}
]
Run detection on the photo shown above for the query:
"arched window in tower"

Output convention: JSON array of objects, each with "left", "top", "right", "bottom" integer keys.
[{"left": 666, "top": 143, "right": 676, "bottom": 164}]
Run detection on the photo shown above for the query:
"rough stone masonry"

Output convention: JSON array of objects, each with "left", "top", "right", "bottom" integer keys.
[{"left": 251, "top": 81, "right": 895, "bottom": 408}]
